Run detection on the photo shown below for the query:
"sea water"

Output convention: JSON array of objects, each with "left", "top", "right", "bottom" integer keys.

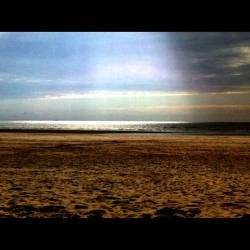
[{"left": 0, "top": 121, "right": 250, "bottom": 135}]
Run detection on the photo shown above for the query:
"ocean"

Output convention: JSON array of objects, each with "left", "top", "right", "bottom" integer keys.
[{"left": 0, "top": 121, "right": 250, "bottom": 135}]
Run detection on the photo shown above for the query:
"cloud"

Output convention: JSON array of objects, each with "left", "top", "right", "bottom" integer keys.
[
  {"left": 0, "top": 32, "right": 250, "bottom": 123},
  {"left": 100, "top": 103, "right": 250, "bottom": 122},
  {"left": 0, "top": 32, "right": 7, "bottom": 38},
  {"left": 162, "top": 33, "right": 250, "bottom": 93},
  {"left": 103, "top": 105, "right": 250, "bottom": 112},
  {"left": 21, "top": 111, "right": 40, "bottom": 118},
  {"left": 1, "top": 32, "right": 250, "bottom": 97},
  {"left": 41, "top": 89, "right": 250, "bottom": 100},
  {"left": 42, "top": 91, "right": 199, "bottom": 100},
  {"left": 168, "top": 32, "right": 250, "bottom": 53}
]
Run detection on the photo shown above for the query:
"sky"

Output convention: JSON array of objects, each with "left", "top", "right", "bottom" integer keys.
[{"left": 0, "top": 32, "right": 250, "bottom": 122}]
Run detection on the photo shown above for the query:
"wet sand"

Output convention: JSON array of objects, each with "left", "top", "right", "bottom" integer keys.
[{"left": 0, "top": 132, "right": 249, "bottom": 218}]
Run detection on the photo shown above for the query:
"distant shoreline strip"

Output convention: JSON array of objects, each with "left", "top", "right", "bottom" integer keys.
[
  {"left": 0, "top": 129, "right": 167, "bottom": 134},
  {"left": 0, "top": 129, "right": 249, "bottom": 136}
]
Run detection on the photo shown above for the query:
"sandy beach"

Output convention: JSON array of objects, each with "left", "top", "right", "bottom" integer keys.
[{"left": 0, "top": 132, "right": 249, "bottom": 218}]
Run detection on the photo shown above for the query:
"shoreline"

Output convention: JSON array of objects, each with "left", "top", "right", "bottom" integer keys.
[{"left": 0, "top": 129, "right": 250, "bottom": 136}]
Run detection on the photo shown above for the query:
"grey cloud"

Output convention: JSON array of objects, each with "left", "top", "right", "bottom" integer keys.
[
  {"left": 162, "top": 33, "right": 250, "bottom": 93},
  {"left": 168, "top": 32, "right": 250, "bottom": 52},
  {"left": 1, "top": 32, "right": 250, "bottom": 99}
]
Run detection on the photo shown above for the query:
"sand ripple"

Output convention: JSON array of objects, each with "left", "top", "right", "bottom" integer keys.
[{"left": 0, "top": 133, "right": 249, "bottom": 218}]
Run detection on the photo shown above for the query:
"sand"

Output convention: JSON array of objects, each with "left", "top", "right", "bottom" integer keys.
[{"left": 0, "top": 132, "right": 249, "bottom": 218}]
